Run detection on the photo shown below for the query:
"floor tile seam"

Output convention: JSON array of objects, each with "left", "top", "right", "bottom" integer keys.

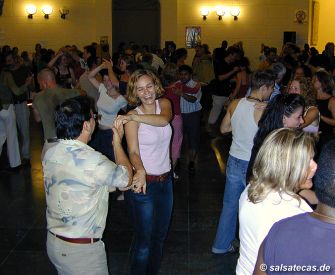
[
  {"left": 0, "top": 224, "right": 34, "bottom": 265},
  {"left": 0, "top": 230, "right": 30, "bottom": 266}
]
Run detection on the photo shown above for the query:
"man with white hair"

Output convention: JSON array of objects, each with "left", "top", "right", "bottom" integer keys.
[{"left": 269, "top": 62, "right": 286, "bottom": 101}]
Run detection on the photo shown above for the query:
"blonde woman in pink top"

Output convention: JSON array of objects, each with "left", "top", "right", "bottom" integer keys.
[{"left": 116, "top": 69, "right": 173, "bottom": 275}]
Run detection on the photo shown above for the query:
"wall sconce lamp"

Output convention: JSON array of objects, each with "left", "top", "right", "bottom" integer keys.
[
  {"left": 216, "top": 9, "right": 225, "bottom": 20},
  {"left": 230, "top": 7, "right": 240, "bottom": 21},
  {"left": 42, "top": 5, "right": 53, "bottom": 19},
  {"left": 59, "top": 8, "right": 69, "bottom": 19},
  {"left": 26, "top": 4, "right": 37, "bottom": 19},
  {"left": 200, "top": 8, "right": 209, "bottom": 20}
]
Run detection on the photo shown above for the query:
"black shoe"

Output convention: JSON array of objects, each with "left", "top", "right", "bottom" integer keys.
[
  {"left": 0, "top": 165, "right": 22, "bottom": 174},
  {"left": 188, "top": 161, "right": 195, "bottom": 174},
  {"left": 22, "top": 158, "right": 31, "bottom": 167}
]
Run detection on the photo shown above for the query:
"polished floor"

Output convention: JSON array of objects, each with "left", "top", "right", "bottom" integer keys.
[{"left": 0, "top": 119, "right": 238, "bottom": 275}]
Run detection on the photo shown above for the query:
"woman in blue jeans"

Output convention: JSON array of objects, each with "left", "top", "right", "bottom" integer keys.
[
  {"left": 212, "top": 70, "right": 275, "bottom": 254},
  {"left": 116, "top": 69, "right": 173, "bottom": 274}
]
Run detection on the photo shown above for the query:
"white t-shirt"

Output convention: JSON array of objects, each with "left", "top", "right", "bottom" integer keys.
[
  {"left": 97, "top": 83, "right": 127, "bottom": 128},
  {"left": 236, "top": 185, "right": 312, "bottom": 275}
]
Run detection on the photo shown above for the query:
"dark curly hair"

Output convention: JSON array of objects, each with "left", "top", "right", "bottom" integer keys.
[
  {"left": 246, "top": 94, "right": 306, "bottom": 181},
  {"left": 55, "top": 96, "right": 92, "bottom": 139}
]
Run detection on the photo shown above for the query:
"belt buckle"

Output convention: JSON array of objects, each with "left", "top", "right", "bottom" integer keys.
[{"left": 158, "top": 173, "right": 168, "bottom": 182}]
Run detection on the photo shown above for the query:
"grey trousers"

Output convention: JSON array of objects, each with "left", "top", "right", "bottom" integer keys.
[
  {"left": 14, "top": 102, "right": 30, "bottom": 159},
  {"left": 0, "top": 104, "right": 21, "bottom": 167},
  {"left": 208, "top": 95, "right": 229, "bottom": 125},
  {"left": 47, "top": 232, "right": 109, "bottom": 275}
]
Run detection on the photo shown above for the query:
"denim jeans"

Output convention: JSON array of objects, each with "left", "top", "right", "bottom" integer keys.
[
  {"left": 126, "top": 175, "right": 173, "bottom": 275},
  {"left": 212, "top": 155, "right": 248, "bottom": 253}
]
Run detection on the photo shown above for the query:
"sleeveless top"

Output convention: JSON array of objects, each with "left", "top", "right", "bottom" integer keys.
[
  {"left": 303, "top": 106, "right": 320, "bottom": 134},
  {"left": 316, "top": 98, "right": 334, "bottom": 136},
  {"left": 56, "top": 66, "right": 72, "bottom": 89},
  {"left": 230, "top": 98, "right": 258, "bottom": 161},
  {"left": 135, "top": 100, "right": 172, "bottom": 175}
]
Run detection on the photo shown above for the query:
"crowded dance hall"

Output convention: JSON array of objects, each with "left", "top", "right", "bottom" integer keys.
[{"left": 1, "top": 0, "right": 335, "bottom": 274}]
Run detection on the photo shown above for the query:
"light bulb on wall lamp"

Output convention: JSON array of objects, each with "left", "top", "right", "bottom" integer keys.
[
  {"left": 230, "top": 7, "right": 240, "bottom": 21},
  {"left": 26, "top": 4, "right": 37, "bottom": 19},
  {"left": 216, "top": 8, "right": 225, "bottom": 20},
  {"left": 200, "top": 8, "right": 209, "bottom": 20},
  {"left": 42, "top": 5, "right": 53, "bottom": 19}
]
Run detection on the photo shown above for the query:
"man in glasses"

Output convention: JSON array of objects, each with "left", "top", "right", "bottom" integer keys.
[{"left": 43, "top": 96, "right": 132, "bottom": 274}]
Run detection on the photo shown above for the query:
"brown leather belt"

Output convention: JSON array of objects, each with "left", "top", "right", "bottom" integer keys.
[
  {"left": 49, "top": 231, "right": 100, "bottom": 244},
  {"left": 146, "top": 172, "right": 170, "bottom": 183}
]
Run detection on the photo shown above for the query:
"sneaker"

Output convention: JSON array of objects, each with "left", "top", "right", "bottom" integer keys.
[
  {"left": 116, "top": 193, "right": 124, "bottom": 201},
  {"left": 212, "top": 245, "right": 238, "bottom": 255}
]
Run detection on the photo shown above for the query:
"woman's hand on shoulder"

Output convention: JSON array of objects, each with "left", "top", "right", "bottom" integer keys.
[{"left": 115, "top": 112, "right": 138, "bottom": 124}]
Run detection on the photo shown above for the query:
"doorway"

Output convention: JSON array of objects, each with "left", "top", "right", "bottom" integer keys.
[{"left": 112, "top": 0, "right": 160, "bottom": 52}]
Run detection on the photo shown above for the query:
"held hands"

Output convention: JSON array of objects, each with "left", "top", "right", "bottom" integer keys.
[
  {"left": 132, "top": 170, "right": 147, "bottom": 194},
  {"left": 102, "top": 58, "right": 113, "bottom": 70}
]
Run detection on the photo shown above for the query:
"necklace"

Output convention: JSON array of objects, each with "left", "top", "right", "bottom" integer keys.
[
  {"left": 312, "top": 211, "right": 335, "bottom": 222},
  {"left": 247, "top": 96, "right": 263, "bottom": 102}
]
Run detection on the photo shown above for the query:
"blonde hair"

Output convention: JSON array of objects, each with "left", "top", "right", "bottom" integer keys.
[
  {"left": 248, "top": 128, "right": 315, "bottom": 204},
  {"left": 126, "top": 69, "right": 164, "bottom": 106}
]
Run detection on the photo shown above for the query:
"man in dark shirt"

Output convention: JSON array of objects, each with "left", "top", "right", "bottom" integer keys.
[
  {"left": 32, "top": 68, "right": 81, "bottom": 158},
  {"left": 208, "top": 46, "right": 242, "bottom": 128},
  {"left": 4, "top": 52, "right": 32, "bottom": 165}
]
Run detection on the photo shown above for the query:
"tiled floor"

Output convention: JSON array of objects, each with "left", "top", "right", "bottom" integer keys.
[{"left": 0, "top": 120, "right": 238, "bottom": 275}]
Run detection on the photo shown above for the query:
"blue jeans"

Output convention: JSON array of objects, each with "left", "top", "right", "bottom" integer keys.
[
  {"left": 126, "top": 175, "right": 173, "bottom": 275},
  {"left": 212, "top": 155, "right": 248, "bottom": 253}
]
